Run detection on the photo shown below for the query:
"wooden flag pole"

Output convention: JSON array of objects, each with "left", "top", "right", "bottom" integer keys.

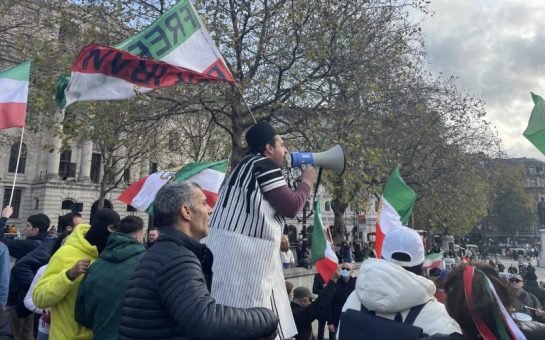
[
  {"left": 8, "top": 126, "right": 25, "bottom": 206},
  {"left": 235, "top": 83, "right": 257, "bottom": 124}
]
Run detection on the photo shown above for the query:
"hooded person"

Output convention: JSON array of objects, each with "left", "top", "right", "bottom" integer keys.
[
  {"left": 203, "top": 121, "right": 318, "bottom": 339},
  {"left": 33, "top": 208, "right": 120, "bottom": 340},
  {"left": 340, "top": 227, "right": 461, "bottom": 337},
  {"left": 76, "top": 216, "right": 147, "bottom": 340}
]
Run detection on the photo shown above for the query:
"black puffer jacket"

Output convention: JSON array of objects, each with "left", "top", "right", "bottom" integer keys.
[{"left": 119, "top": 227, "right": 278, "bottom": 340}]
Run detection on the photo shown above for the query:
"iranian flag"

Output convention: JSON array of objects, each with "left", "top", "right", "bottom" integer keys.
[
  {"left": 118, "top": 159, "right": 228, "bottom": 211},
  {"left": 524, "top": 92, "right": 545, "bottom": 156},
  {"left": 375, "top": 167, "right": 416, "bottom": 258},
  {"left": 0, "top": 61, "right": 30, "bottom": 129},
  {"left": 423, "top": 252, "right": 443, "bottom": 269},
  {"left": 57, "top": 0, "right": 233, "bottom": 108},
  {"left": 311, "top": 198, "right": 339, "bottom": 283}
]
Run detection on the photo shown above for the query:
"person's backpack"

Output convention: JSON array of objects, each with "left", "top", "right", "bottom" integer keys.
[{"left": 339, "top": 303, "right": 428, "bottom": 340}]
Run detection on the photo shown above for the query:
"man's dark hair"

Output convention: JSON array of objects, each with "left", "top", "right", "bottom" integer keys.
[
  {"left": 444, "top": 264, "right": 512, "bottom": 338},
  {"left": 253, "top": 137, "right": 276, "bottom": 154},
  {"left": 27, "top": 214, "right": 50, "bottom": 234},
  {"left": 150, "top": 227, "right": 160, "bottom": 232},
  {"left": 117, "top": 216, "right": 144, "bottom": 234},
  {"left": 58, "top": 212, "right": 82, "bottom": 233},
  {"left": 245, "top": 121, "right": 278, "bottom": 154}
]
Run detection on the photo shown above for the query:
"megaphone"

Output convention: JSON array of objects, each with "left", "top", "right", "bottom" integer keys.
[{"left": 290, "top": 144, "right": 346, "bottom": 176}]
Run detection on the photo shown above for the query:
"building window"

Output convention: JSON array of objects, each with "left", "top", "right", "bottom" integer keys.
[
  {"left": 34, "top": 197, "right": 39, "bottom": 210},
  {"left": 3, "top": 188, "right": 21, "bottom": 218},
  {"left": 529, "top": 167, "right": 536, "bottom": 175},
  {"left": 538, "top": 166, "right": 543, "bottom": 174},
  {"left": 168, "top": 132, "right": 179, "bottom": 152},
  {"left": 325, "top": 201, "right": 331, "bottom": 211},
  {"left": 531, "top": 178, "right": 538, "bottom": 187},
  {"left": 58, "top": 150, "right": 72, "bottom": 179},
  {"left": 8, "top": 141, "right": 26, "bottom": 174},
  {"left": 90, "top": 153, "right": 101, "bottom": 183},
  {"left": 73, "top": 203, "right": 83, "bottom": 213},
  {"left": 61, "top": 199, "right": 75, "bottom": 210}
]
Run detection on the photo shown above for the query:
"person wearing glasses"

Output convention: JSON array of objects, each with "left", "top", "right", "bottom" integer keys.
[
  {"left": 510, "top": 273, "right": 545, "bottom": 323},
  {"left": 291, "top": 268, "right": 340, "bottom": 340}
]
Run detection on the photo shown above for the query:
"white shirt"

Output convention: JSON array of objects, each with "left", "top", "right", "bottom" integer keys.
[{"left": 280, "top": 249, "right": 295, "bottom": 265}]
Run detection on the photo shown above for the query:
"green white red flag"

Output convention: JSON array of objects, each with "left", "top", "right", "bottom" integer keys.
[
  {"left": 524, "top": 92, "right": 545, "bottom": 156},
  {"left": 311, "top": 198, "right": 339, "bottom": 283},
  {"left": 423, "top": 252, "right": 443, "bottom": 269},
  {"left": 0, "top": 61, "right": 30, "bottom": 129},
  {"left": 57, "top": 0, "right": 233, "bottom": 108},
  {"left": 375, "top": 166, "right": 416, "bottom": 258},
  {"left": 118, "top": 159, "right": 228, "bottom": 211}
]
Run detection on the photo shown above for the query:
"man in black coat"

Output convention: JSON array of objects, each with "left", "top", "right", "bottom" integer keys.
[
  {"left": 524, "top": 270, "right": 545, "bottom": 306},
  {"left": 327, "top": 263, "right": 356, "bottom": 340},
  {"left": 312, "top": 273, "right": 327, "bottom": 340},
  {"left": 291, "top": 269, "right": 339, "bottom": 340},
  {"left": 119, "top": 182, "right": 278, "bottom": 340}
]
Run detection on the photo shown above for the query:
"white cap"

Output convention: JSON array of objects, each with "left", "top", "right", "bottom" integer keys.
[{"left": 382, "top": 227, "right": 425, "bottom": 267}]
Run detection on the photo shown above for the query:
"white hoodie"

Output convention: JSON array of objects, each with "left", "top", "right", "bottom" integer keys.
[{"left": 341, "top": 259, "right": 461, "bottom": 336}]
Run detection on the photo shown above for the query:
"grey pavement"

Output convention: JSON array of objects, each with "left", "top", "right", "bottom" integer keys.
[{"left": 499, "top": 257, "right": 545, "bottom": 281}]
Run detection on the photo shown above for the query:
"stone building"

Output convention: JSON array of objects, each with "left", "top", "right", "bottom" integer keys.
[{"left": 471, "top": 157, "right": 543, "bottom": 250}]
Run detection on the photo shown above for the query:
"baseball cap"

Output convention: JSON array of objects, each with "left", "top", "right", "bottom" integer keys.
[
  {"left": 293, "top": 287, "right": 315, "bottom": 300},
  {"left": 382, "top": 227, "right": 425, "bottom": 267},
  {"left": 509, "top": 274, "right": 523, "bottom": 283}
]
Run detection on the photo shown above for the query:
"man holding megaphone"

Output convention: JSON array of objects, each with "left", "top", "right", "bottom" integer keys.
[{"left": 204, "top": 121, "right": 317, "bottom": 339}]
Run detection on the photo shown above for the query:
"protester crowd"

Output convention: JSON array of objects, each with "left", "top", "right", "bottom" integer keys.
[{"left": 0, "top": 120, "right": 540, "bottom": 340}]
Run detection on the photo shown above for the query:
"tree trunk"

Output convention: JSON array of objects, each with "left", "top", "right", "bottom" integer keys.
[
  {"left": 97, "top": 182, "right": 107, "bottom": 209},
  {"left": 331, "top": 199, "right": 348, "bottom": 245},
  {"left": 230, "top": 132, "right": 245, "bottom": 168},
  {"left": 229, "top": 105, "right": 253, "bottom": 167}
]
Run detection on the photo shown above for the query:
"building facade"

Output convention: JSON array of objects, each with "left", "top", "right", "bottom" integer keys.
[
  {"left": 0, "top": 126, "right": 154, "bottom": 231},
  {"left": 471, "top": 157, "right": 543, "bottom": 250}
]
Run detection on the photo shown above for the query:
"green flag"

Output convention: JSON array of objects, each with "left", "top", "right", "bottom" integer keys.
[{"left": 524, "top": 92, "right": 545, "bottom": 156}]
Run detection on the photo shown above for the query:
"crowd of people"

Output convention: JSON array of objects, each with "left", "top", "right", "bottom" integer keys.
[
  {"left": 0, "top": 120, "right": 542, "bottom": 339},
  {"left": 285, "top": 226, "right": 545, "bottom": 339}
]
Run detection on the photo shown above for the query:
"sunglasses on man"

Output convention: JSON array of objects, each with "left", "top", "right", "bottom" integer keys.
[{"left": 509, "top": 278, "right": 522, "bottom": 284}]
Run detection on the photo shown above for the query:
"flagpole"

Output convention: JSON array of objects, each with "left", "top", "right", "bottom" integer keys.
[
  {"left": 234, "top": 83, "right": 257, "bottom": 124},
  {"left": 8, "top": 126, "right": 25, "bottom": 206}
]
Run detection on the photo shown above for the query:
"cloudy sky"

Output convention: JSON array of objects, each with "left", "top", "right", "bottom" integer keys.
[{"left": 419, "top": 0, "right": 545, "bottom": 160}]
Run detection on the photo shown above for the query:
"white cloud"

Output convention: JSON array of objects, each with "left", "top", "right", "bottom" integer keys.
[{"left": 420, "top": 0, "right": 545, "bottom": 160}]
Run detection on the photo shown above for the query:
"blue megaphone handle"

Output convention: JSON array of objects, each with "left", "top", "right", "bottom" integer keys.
[{"left": 291, "top": 152, "right": 314, "bottom": 168}]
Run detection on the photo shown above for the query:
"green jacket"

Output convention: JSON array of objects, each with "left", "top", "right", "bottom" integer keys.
[{"left": 75, "top": 232, "right": 146, "bottom": 340}]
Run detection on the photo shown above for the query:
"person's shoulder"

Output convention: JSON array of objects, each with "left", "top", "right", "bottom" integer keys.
[
  {"left": 253, "top": 156, "right": 278, "bottom": 172},
  {"left": 145, "top": 239, "right": 199, "bottom": 264}
]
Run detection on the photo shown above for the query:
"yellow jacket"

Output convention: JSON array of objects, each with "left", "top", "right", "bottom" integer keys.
[{"left": 33, "top": 224, "right": 97, "bottom": 340}]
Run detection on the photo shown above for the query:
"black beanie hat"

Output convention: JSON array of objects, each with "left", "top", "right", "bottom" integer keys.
[
  {"left": 245, "top": 121, "right": 277, "bottom": 153},
  {"left": 85, "top": 208, "right": 120, "bottom": 254}
]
